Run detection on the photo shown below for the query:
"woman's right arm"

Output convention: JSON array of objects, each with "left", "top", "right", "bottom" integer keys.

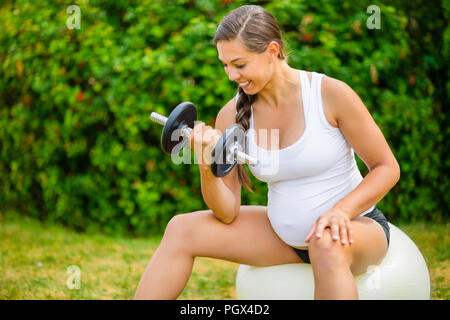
[{"left": 191, "top": 98, "right": 242, "bottom": 224}]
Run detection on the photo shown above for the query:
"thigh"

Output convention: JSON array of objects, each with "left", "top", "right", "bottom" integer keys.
[
  {"left": 173, "top": 205, "right": 303, "bottom": 267},
  {"left": 349, "top": 216, "right": 389, "bottom": 275}
]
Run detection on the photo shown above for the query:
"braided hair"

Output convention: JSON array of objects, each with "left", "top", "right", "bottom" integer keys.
[{"left": 213, "top": 5, "right": 288, "bottom": 192}]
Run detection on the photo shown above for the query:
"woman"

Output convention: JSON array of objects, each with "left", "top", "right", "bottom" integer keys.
[{"left": 134, "top": 5, "right": 400, "bottom": 300}]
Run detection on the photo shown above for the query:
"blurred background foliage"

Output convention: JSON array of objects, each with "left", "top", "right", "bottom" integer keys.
[{"left": 0, "top": 0, "right": 448, "bottom": 236}]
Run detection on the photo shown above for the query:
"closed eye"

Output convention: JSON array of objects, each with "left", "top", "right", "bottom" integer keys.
[{"left": 223, "top": 64, "right": 246, "bottom": 69}]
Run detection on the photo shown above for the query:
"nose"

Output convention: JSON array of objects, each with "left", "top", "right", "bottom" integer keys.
[{"left": 227, "top": 68, "right": 240, "bottom": 82}]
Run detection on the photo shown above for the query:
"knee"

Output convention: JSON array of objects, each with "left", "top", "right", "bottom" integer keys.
[
  {"left": 162, "top": 212, "right": 197, "bottom": 249},
  {"left": 308, "top": 229, "right": 351, "bottom": 269}
]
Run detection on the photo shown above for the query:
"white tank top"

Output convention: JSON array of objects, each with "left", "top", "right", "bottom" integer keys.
[{"left": 239, "top": 70, "right": 374, "bottom": 247}]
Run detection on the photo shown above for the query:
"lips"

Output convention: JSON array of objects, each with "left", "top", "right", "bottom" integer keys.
[{"left": 238, "top": 80, "right": 251, "bottom": 88}]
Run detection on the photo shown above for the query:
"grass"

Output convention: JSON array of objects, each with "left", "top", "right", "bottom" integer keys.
[
  {"left": 0, "top": 212, "right": 448, "bottom": 300},
  {"left": 0, "top": 212, "right": 238, "bottom": 300}
]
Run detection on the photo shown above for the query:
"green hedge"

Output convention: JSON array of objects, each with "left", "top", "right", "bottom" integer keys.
[{"left": 0, "top": 0, "right": 448, "bottom": 236}]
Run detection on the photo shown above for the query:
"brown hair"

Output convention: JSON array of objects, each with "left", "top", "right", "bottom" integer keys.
[{"left": 213, "top": 5, "right": 288, "bottom": 192}]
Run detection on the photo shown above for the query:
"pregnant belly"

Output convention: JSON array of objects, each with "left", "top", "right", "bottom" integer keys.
[{"left": 267, "top": 203, "right": 320, "bottom": 247}]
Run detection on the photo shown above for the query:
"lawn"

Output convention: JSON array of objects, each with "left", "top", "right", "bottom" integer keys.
[{"left": 0, "top": 212, "right": 448, "bottom": 300}]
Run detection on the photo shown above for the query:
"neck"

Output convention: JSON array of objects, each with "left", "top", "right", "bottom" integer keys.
[{"left": 257, "top": 60, "right": 299, "bottom": 111}]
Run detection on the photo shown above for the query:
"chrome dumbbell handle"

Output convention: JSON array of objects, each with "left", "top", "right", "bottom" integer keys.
[
  {"left": 228, "top": 142, "right": 259, "bottom": 167},
  {"left": 149, "top": 112, "right": 168, "bottom": 126},
  {"left": 150, "top": 112, "right": 192, "bottom": 139}
]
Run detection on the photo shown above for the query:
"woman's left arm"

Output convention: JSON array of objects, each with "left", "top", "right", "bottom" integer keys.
[{"left": 305, "top": 77, "right": 400, "bottom": 245}]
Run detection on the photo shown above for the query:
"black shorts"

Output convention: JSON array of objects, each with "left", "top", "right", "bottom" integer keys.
[{"left": 292, "top": 207, "right": 390, "bottom": 264}]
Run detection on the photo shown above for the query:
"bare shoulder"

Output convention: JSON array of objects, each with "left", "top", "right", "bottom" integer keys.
[
  {"left": 215, "top": 96, "right": 237, "bottom": 133},
  {"left": 321, "top": 75, "right": 360, "bottom": 128},
  {"left": 322, "top": 75, "right": 354, "bottom": 96}
]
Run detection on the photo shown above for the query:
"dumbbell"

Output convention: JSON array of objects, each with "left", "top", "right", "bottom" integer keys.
[{"left": 150, "top": 102, "right": 259, "bottom": 177}]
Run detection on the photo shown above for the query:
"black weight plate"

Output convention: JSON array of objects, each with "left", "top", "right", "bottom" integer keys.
[
  {"left": 211, "top": 124, "right": 245, "bottom": 177},
  {"left": 161, "top": 102, "right": 197, "bottom": 155}
]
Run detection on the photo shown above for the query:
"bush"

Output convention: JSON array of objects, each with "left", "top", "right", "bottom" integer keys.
[{"left": 0, "top": 0, "right": 448, "bottom": 236}]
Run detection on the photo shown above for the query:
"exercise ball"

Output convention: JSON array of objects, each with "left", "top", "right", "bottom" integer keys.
[{"left": 236, "top": 223, "right": 430, "bottom": 299}]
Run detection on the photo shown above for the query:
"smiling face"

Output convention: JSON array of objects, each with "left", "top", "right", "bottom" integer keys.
[{"left": 217, "top": 39, "right": 276, "bottom": 95}]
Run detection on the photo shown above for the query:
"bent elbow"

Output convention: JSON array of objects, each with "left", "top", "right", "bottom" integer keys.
[
  {"left": 220, "top": 213, "right": 238, "bottom": 225},
  {"left": 393, "top": 160, "right": 401, "bottom": 185},
  {"left": 214, "top": 210, "right": 238, "bottom": 224}
]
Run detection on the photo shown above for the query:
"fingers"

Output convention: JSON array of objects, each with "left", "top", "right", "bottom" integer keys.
[
  {"left": 189, "top": 123, "right": 222, "bottom": 164},
  {"left": 204, "top": 128, "right": 222, "bottom": 146},
  {"left": 339, "top": 223, "right": 348, "bottom": 244},
  {"left": 331, "top": 218, "right": 352, "bottom": 245},
  {"left": 336, "top": 220, "right": 353, "bottom": 245},
  {"left": 305, "top": 215, "right": 354, "bottom": 245},
  {"left": 189, "top": 122, "right": 205, "bottom": 150},
  {"left": 346, "top": 220, "right": 354, "bottom": 244},
  {"left": 314, "top": 217, "right": 328, "bottom": 239},
  {"left": 330, "top": 220, "right": 340, "bottom": 241},
  {"left": 304, "top": 221, "right": 317, "bottom": 243},
  {"left": 202, "top": 129, "right": 222, "bottom": 164}
]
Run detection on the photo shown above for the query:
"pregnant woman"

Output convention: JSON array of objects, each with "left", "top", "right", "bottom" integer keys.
[{"left": 134, "top": 5, "right": 400, "bottom": 300}]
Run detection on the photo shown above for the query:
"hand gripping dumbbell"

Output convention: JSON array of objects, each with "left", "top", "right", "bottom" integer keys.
[{"left": 150, "top": 102, "right": 259, "bottom": 177}]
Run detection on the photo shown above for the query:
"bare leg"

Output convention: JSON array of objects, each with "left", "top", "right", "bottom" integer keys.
[
  {"left": 309, "top": 228, "right": 357, "bottom": 299},
  {"left": 134, "top": 206, "right": 303, "bottom": 300},
  {"left": 133, "top": 234, "right": 195, "bottom": 299},
  {"left": 309, "top": 217, "right": 388, "bottom": 300}
]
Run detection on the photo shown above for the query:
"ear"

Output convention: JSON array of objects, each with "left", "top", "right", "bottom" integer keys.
[{"left": 266, "top": 41, "right": 280, "bottom": 62}]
